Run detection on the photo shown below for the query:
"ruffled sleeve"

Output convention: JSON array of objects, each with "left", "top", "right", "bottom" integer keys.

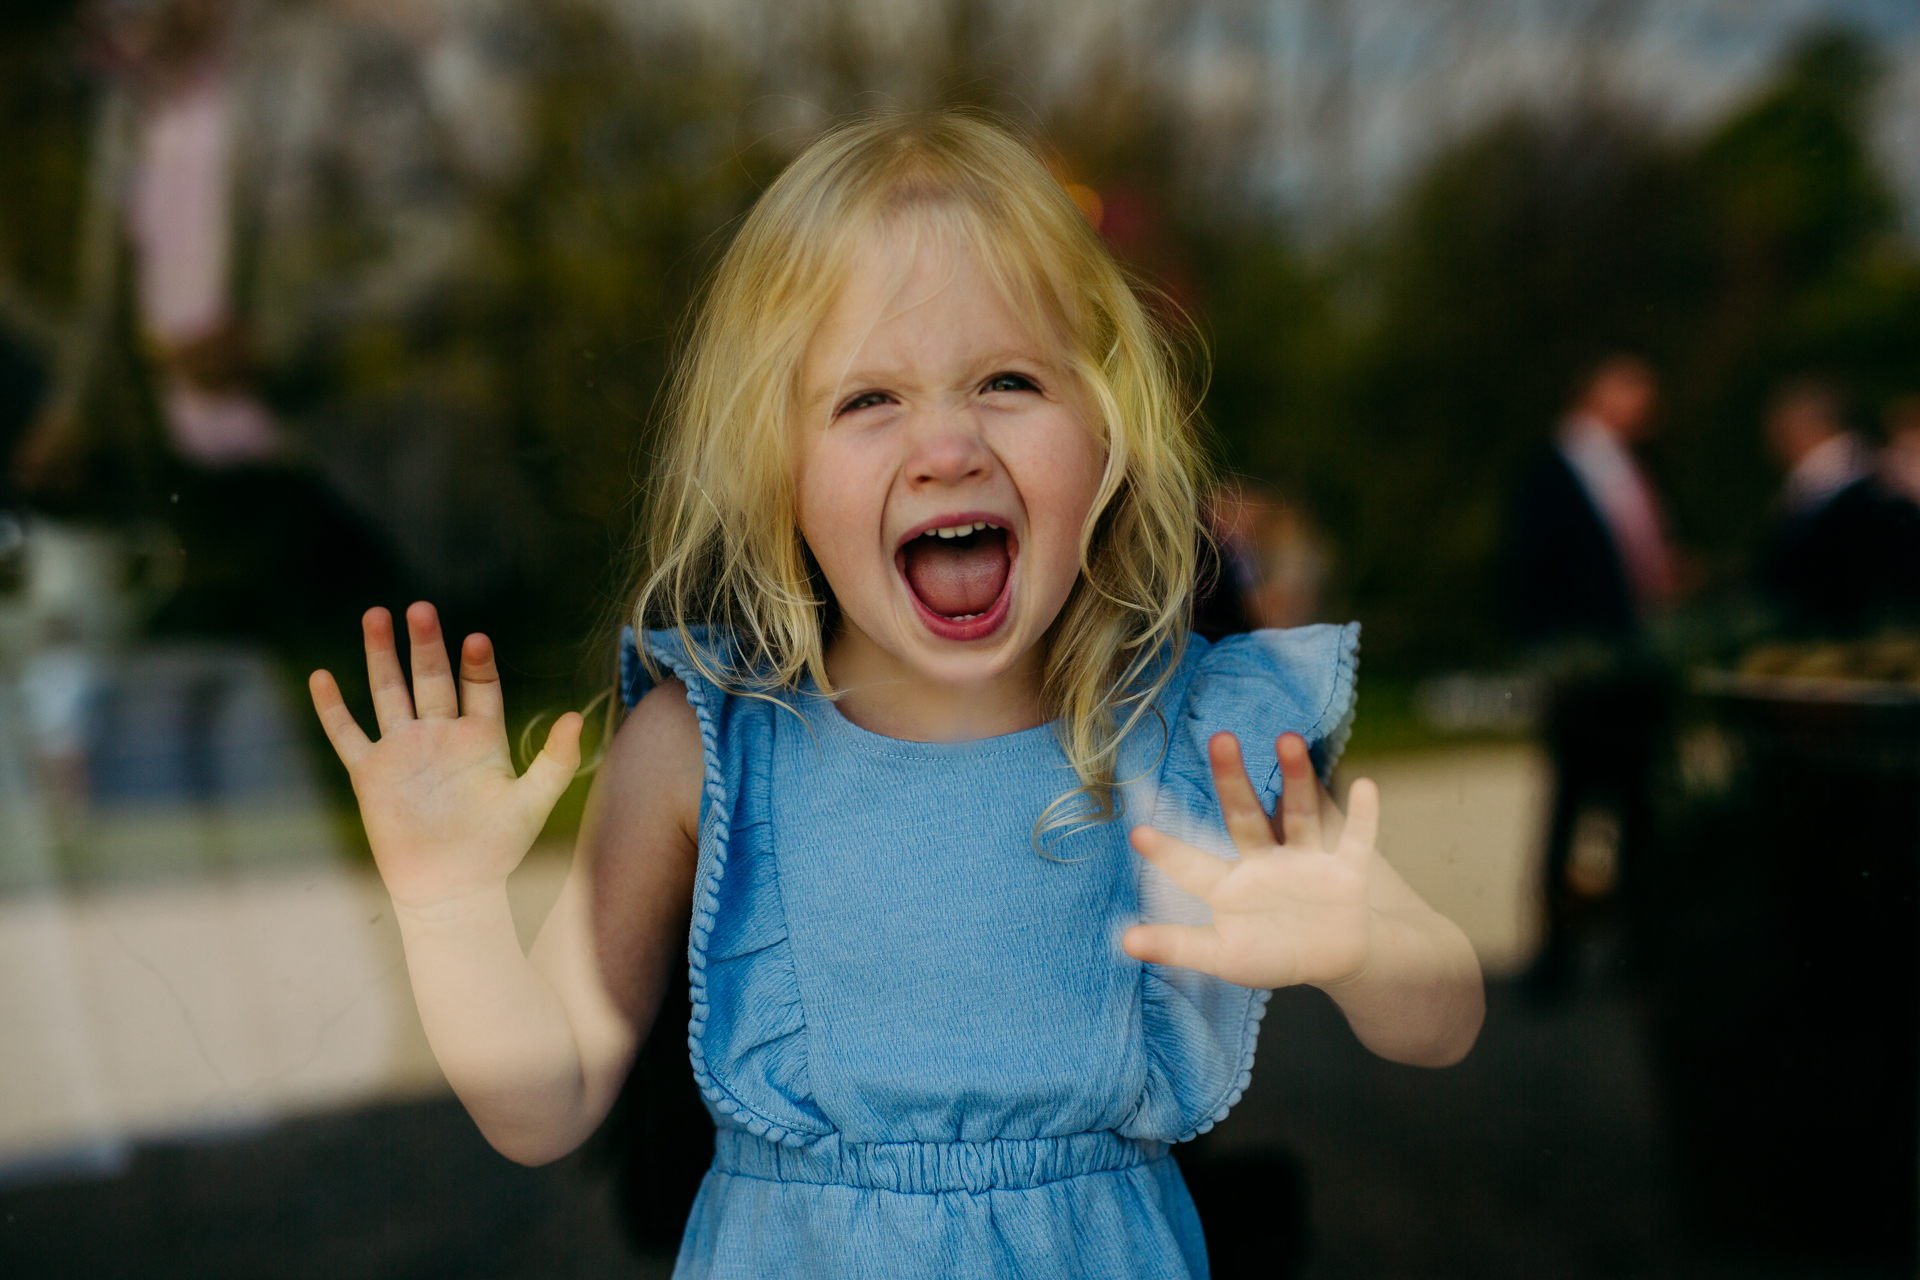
[
  {"left": 618, "top": 625, "right": 651, "bottom": 710},
  {"left": 1175, "top": 623, "right": 1361, "bottom": 801},
  {"left": 1119, "top": 623, "right": 1361, "bottom": 1143},
  {"left": 620, "top": 625, "right": 830, "bottom": 1147}
]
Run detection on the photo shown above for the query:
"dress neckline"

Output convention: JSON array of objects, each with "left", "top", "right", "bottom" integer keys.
[{"left": 795, "top": 684, "right": 1064, "bottom": 762}]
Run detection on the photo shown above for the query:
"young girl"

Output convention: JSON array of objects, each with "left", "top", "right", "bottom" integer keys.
[{"left": 309, "top": 111, "right": 1484, "bottom": 1278}]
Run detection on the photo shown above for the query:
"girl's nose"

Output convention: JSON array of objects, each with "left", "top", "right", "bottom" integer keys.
[{"left": 904, "top": 411, "right": 992, "bottom": 488}]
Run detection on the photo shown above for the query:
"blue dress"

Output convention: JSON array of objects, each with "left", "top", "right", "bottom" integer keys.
[{"left": 618, "top": 624, "right": 1360, "bottom": 1279}]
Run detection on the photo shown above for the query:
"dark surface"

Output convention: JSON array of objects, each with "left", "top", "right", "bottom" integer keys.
[
  {"left": 146, "top": 464, "right": 415, "bottom": 654},
  {"left": 1645, "top": 685, "right": 1919, "bottom": 1266},
  {"left": 1229, "top": 980, "right": 1907, "bottom": 1280},
  {"left": 4, "top": 972, "right": 1907, "bottom": 1279},
  {"left": 0, "top": 1096, "right": 662, "bottom": 1280}
]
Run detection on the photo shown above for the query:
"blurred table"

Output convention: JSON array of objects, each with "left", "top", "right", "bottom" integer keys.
[{"left": 1648, "top": 671, "right": 1919, "bottom": 1266}]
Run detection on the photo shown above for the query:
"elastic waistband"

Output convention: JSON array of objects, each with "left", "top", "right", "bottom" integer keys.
[{"left": 711, "top": 1128, "right": 1168, "bottom": 1194}]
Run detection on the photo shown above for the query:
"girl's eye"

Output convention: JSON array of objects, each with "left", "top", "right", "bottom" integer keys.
[
  {"left": 983, "top": 372, "right": 1040, "bottom": 395},
  {"left": 836, "top": 390, "right": 893, "bottom": 417}
]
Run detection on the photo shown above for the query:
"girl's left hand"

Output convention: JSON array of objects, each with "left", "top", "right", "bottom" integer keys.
[{"left": 1121, "top": 732, "right": 1381, "bottom": 991}]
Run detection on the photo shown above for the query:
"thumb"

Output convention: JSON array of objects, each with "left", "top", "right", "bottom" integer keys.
[
  {"left": 1337, "top": 777, "right": 1380, "bottom": 859},
  {"left": 1123, "top": 923, "right": 1224, "bottom": 976},
  {"left": 519, "top": 711, "right": 583, "bottom": 812}
]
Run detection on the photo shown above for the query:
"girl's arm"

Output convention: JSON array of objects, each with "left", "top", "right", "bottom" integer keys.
[
  {"left": 1122, "top": 733, "right": 1485, "bottom": 1068},
  {"left": 310, "top": 605, "right": 699, "bottom": 1165},
  {"left": 1306, "top": 782, "right": 1484, "bottom": 1067}
]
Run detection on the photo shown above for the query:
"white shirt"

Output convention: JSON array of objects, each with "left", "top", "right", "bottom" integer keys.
[{"left": 1781, "top": 432, "right": 1871, "bottom": 516}]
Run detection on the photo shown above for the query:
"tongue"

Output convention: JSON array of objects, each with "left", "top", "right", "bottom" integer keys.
[{"left": 904, "top": 537, "right": 1009, "bottom": 617}]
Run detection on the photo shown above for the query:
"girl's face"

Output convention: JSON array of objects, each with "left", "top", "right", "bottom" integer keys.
[{"left": 793, "top": 224, "right": 1105, "bottom": 699}]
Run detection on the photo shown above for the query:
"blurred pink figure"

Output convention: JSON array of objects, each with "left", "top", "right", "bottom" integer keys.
[{"left": 120, "top": 0, "right": 283, "bottom": 466}]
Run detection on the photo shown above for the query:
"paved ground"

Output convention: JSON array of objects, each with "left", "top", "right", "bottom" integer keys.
[
  {"left": 1226, "top": 979, "right": 1904, "bottom": 1280},
  {"left": 0, "top": 1095, "right": 667, "bottom": 1280},
  {"left": 1338, "top": 743, "right": 1550, "bottom": 975}
]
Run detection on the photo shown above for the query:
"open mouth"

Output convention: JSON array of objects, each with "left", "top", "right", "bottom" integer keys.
[{"left": 896, "top": 519, "right": 1014, "bottom": 638}]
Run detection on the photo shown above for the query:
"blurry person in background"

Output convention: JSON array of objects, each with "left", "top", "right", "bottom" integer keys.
[
  {"left": 1759, "top": 379, "right": 1920, "bottom": 636},
  {"left": 9, "top": 0, "right": 532, "bottom": 652},
  {"left": 1192, "top": 480, "right": 1328, "bottom": 641},
  {"left": 1505, "top": 356, "right": 1676, "bottom": 646},
  {"left": 1502, "top": 354, "right": 1678, "bottom": 997}
]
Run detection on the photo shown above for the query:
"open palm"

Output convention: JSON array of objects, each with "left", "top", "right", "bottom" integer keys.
[
  {"left": 1122, "top": 732, "right": 1381, "bottom": 992},
  {"left": 309, "top": 604, "right": 582, "bottom": 912}
]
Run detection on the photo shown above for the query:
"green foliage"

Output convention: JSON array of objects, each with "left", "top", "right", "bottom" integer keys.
[
  {"left": 0, "top": 12, "right": 89, "bottom": 311},
  {"left": 469, "top": 4, "right": 782, "bottom": 690},
  {"left": 1656, "top": 28, "right": 1906, "bottom": 573},
  {"left": 14, "top": 5, "right": 1909, "bottom": 698},
  {"left": 1189, "top": 26, "right": 1920, "bottom": 676}
]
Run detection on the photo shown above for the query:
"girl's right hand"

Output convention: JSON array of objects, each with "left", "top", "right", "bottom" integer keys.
[{"left": 308, "top": 603, "right": 583, "bottom": 913}]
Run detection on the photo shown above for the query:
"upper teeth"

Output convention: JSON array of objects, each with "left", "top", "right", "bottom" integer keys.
[{"left": 928, "top": 522, "right": 990, "bottom": 539}]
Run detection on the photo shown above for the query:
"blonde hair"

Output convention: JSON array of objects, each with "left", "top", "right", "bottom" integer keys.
[{"left": 631, "top": 109, "right": 1206, "bottom": 834}]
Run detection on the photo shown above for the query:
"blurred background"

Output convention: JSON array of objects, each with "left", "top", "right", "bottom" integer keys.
[{"left": 2, "top": 0, "right": 1918, "bottom": 1276}]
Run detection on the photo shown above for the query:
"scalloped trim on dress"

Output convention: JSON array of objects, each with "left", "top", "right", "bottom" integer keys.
[
  {"left": 1308, "top": 621, "right": 1363, "bottom": 783},
  {"left": 1167, "top": 621, "right": 1360, "bottom": 1144},
  {"left": 1175, "top": 986, "right": 1271, "bottom": 1143},
  {"left": 630, "top": 627, "right": 821, "bottom": 1149}
]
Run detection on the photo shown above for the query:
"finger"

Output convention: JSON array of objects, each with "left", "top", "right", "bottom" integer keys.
[
  {"left": 362, "top": 607, "right": 415, "bottom": 732},
  {"left": 1122, "top": 923, "right": 1225, "bottom": 975},
  {"left": 458, "top": 632, "right": 505, "bottom": 722},
  {"left": 1337, "top": 777, "right": 1380, "bottom": 859},
  {"left": 406, "top": 602, "right": 460, "bottom": 720},
  {"left": 1274, "top": 733, "right": 1324, "bottom": 849},
  {"left": 518, "top": 711, "right": 583, "bottom": 815},
  {"left": 308, "top": 669, "right": 373, "bottom": 767},
  {"left": 1207, "top": 733, "right": 1276, "bottom": 852},
  {"left": 1130, "top": 824, "right": 1233, "bottom": 899}
]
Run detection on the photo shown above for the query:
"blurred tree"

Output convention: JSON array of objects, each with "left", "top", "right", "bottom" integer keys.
[
  {"left": 0, "top": 0, "right": 88, "bottom": 328},
  {"left": 1660, "top": 27, "right": 1915, "bottom": 571},
  {"left": 0, "top": 0, "right": 89, "bottom": 481},
  {"left": 10, "top": 0, "right": 1899, "bottom": 693},
  {"left": 1252, "top": 105, "right": 1690, "bottom": 670},
  {"left": 1201, "top": 25, "right": 1920, "bottom": 675},
  {"left": 469, "top": 3, "right": 779, "bottom": 684}
]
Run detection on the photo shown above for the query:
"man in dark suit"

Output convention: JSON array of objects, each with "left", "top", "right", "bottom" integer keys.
[
  {"left": 1503, "top": 354, "right": 1676, "bottom": 995},
  {"left": 1760, "top": 379, "right": 1920, "bottom": 635}
]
